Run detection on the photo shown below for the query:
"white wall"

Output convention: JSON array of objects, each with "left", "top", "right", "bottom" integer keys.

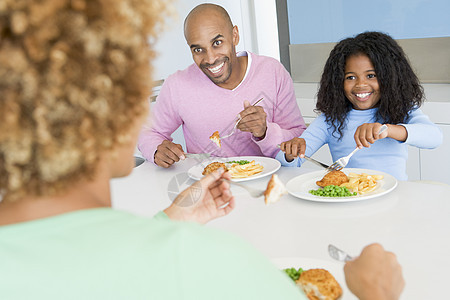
[
  {"left": 152, "top": 0, "right": 279, "bottom": 81},
  {"left": 252, "top": 1, "right": 279, "bottom": 60}
]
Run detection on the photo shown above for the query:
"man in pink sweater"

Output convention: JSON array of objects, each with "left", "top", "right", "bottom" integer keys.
[{"left": 138, "top": 3, "right": 306, "bottom": 168}]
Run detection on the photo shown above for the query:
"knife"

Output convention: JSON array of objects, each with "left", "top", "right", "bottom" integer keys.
[
  {"left": 276, "top": 144, "right": 330, "bottom": 169},
  {"left": 303, "top": 156, "right": 330, "bottom": 169}
]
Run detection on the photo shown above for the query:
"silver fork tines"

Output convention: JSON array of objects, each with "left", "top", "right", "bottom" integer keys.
[
  {"left": 220, "top": 117, "right": 242, "bottom": 140},
  {"left": 328, "top": 244, "right": 353, "bottom": 262},
  {"left": 328, "top": 147, "right": 360, "bottom": 171}
]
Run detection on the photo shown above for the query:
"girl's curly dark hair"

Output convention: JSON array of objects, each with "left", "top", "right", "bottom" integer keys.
[{"left": 316, "top": 31, "right": 424, "bottom": 138}]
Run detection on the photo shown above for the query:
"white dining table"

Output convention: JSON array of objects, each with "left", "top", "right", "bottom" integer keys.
[{"left": 111, "top": 157, "right": 450, "bottom": 300}]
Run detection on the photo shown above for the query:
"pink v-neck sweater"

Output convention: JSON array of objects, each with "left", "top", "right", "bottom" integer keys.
[{"left": 138, "top": 52, "right": 306, "bottom": 163}]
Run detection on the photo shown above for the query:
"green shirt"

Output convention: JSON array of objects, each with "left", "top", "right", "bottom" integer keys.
[{"left": 0, "top": 208, "right": 306, "bottom": 299}]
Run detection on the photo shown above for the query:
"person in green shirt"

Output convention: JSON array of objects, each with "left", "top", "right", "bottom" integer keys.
[{"left": 0, "top": 1, "right": 403, "bottom": 299}]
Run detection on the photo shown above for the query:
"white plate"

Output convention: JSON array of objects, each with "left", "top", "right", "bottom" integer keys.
[
  {"left": 272, "top": 257, "right": 356, "bottom": 300},
  {"left": 286, "top": 168, "right": 397, "bottom": 202},
  {"left": 187, "top": 156, "right": 281, "bottom": 182}
]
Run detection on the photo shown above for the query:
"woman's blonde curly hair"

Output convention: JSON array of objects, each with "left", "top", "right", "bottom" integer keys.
[{"left": 0, "top": 0, "right": 168, "bottom": 202}]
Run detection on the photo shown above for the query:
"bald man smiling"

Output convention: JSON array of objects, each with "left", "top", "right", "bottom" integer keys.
[{"left": 138, "top": 3, "right": 306, "bottom": 168}]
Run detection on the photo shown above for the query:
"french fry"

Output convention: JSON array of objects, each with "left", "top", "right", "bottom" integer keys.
[
  {"left": 228, "top": 160, "right": 264, "bottom": 178},
  {"left": 340, "top": 173, "right": 383, "bottom": 195}
]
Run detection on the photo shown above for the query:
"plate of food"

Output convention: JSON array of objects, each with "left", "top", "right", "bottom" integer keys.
[
  {"left": 286, "top": 168, "right": 397, "bottom": 202},
  {"left": 187, "top": 156, "right": 281, "bottom": 182},
  {"left": 272, "top": 257, "right": 356, "bottom": 300}
]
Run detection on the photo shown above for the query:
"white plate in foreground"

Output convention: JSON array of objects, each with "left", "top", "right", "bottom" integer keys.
[
  {"left": 272, "top": 257, "right": 356, "bottom": 300},
  {"left": 187, "top": 156, "right": 281, "bottom": 182},
  {"left": 286, "top": 168, "right": 397, "bottom": 202}
]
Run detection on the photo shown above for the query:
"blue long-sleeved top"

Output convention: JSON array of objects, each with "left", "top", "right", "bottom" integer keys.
[{"left": 276, "top": 107, "right": 442, "bottom": 180}]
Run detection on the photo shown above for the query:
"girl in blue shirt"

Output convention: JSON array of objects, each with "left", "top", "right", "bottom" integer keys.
[{"left": 278, "top": 31, "right": 442, "bottom": 180}]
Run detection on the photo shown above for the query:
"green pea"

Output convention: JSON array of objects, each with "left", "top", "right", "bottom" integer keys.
[{"left": 309, "top": 185, "right": 355, "bottom": 197}]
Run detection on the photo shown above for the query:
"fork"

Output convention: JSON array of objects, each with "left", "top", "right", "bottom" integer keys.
[
  {"left": 184, "top": 153, "right": 212, "bottom": 160},
  {"left": 220, "top": 116, "right": 242, "bottom": 139},
  {"left": 220, "top": 98, "right": 264, "bottom": 140},
  {"left": 328, "top": 244, "right": 353, "bottom": 262},
  {"left": 328, "top": 147, "right": 361, "bottom": 172},
  {"left": 223, "top": 179, "right": 264, "bottom": 198},
  {"left": 328, "top": 124, "right": 388, "bottom": 171}
]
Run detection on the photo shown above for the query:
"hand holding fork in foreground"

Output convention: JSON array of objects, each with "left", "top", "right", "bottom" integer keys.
[{"left": 337, "top": 243, "right": 405, "bottom": 300}]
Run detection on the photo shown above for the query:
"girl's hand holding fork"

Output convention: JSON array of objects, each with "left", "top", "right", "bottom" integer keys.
[{"left": 354, "top": 123, "right": 406, "bottom": 148}]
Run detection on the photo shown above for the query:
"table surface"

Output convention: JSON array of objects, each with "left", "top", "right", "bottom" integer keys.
[{"left": 111, "top": 157, "right": 450, "bottom": 300}]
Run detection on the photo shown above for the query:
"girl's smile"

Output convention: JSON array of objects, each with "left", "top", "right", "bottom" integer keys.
[{"left": 344, "top": 54, "right": 381, "bottom": 110}]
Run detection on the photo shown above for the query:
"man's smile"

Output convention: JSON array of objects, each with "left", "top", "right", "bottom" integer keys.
[{"left": 207, "top": 61, "right": 225, "bottom": 74}]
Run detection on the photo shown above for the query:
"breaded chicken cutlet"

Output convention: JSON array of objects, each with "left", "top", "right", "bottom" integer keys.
[
  {"left": 202, "top": 162, "right": 228, "bottom": 175},
  {"left": 316, "top": 170, "right": 349, "bottom": 187},
  {"left": 296, "top": 268, "right": 343, "bottom": 300}
]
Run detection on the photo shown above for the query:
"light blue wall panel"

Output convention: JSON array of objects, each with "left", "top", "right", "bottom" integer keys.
[{"left": 287, "top": 0, "right": 450, "bottom": 44}]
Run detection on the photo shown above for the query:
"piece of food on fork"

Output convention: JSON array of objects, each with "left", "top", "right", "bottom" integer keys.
[
  {"left": 209, "top": 98, "right": 264, "bottom": 148},
  {"left": 209, "top": 131, "right": 221, "bottom": 148},
  {"left": 209, "top": 118, "right": 240, "bottom": 147}
]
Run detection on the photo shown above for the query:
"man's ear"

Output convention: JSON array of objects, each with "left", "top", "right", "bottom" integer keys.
[{"left": 232, "top": 25, "right": 240, "bottom": 46}]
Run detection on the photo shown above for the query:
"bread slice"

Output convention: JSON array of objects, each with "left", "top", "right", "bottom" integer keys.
[
  {"left": 264, "top": 174, "right": 287, "bottom": 205},
  {"left": 295, "top": 268, "right": 342, "bottom": 300}
]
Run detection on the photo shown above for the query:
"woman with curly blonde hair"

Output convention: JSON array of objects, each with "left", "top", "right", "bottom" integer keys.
[{"left": 0, "top": 1, "right": 307, "bottom": 299}]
